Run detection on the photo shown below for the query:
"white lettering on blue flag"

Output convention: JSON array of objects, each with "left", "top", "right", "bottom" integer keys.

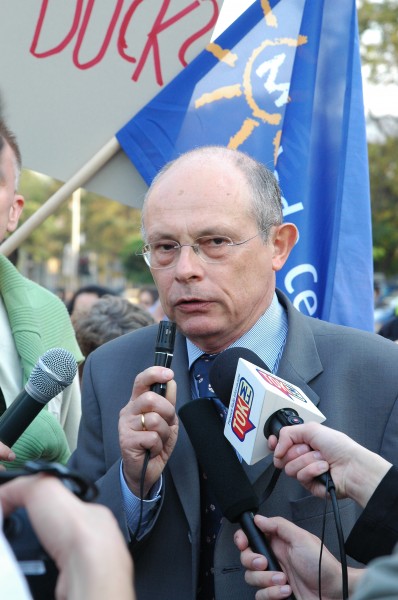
[{"left": 117, "top": 0, "right": 373, "bottom": 331}]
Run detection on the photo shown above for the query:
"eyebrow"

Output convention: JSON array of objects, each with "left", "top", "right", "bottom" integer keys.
[{"left": 147, "top": 228, "right": 238, "bottom": 241}]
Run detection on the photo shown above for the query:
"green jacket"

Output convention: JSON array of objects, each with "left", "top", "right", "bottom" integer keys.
[{"left": 0, "top": 254, "right": 83, "bottom": 469}]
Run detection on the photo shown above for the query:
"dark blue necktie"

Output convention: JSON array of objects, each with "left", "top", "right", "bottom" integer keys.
[
  {"left": 192, "top": 354, "right": 226, "bottom": 600},
  {"left": 193, "top": 354, "right": 228, "bottom": 419}
]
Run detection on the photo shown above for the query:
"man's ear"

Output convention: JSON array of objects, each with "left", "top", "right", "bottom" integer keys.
[
  {"left": 271, "top": 223, "right": 298, "bottom": 272},
  {"left": 7, "top": 194, "right": 24, "bottom": 233}
]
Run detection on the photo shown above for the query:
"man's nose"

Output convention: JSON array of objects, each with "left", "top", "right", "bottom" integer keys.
[{"left": 174, "top": 245, "right": 204, "bottom": 279}]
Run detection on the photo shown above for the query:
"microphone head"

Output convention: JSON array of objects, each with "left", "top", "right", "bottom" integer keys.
[
  {"left": 209, "top": 347, "right": 269, "bottom": 408},
  {"left": 26, "top": 348, "right": 78, "bottom": 403},
  {"left": 155, "top": 321, "right": 176, "bottom": 353},
  {"left": 179, "top": 398, "right": 259, "bottom": 521}
]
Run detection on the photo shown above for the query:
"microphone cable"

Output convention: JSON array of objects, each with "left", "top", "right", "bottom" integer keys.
[
  {"left": 131, "top": 321, "right": 176, "bottom": 543},
  {"left": 131, "top": 450, "right": 151, "bottom": 542},
  {"left": 319, "top": 473, "right": 348, "bottom": 600}
]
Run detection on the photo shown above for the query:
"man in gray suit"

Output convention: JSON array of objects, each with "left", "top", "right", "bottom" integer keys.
[{"left": 69, "top": 146, "right": 398, "bottom": 600}]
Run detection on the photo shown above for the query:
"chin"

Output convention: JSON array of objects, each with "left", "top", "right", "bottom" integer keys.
[{"left": 178, "top": 315, "right": 218, "bottom": 339}]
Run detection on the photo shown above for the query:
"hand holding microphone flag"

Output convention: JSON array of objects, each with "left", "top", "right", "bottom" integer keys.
[{"left": 209, "top": 348, "right": 325, "bottom": 466}]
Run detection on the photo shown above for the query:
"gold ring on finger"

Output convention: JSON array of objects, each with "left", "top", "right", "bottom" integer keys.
[{"left": 141, "top": 413, "right": 147, "bottom": 431}]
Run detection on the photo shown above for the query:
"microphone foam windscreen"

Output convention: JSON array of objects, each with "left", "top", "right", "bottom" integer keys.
[
  {"left": 26, "top": 348, "right": 78, "bottom": 403},
  {"left": 179, "top": 398, "right": 259, "bottom": 522},
  {"left": 209, "top": 347, "right": 268, "bottom": 407}
]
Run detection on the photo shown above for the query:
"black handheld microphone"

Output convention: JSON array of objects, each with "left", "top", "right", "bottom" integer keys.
[
  {"left": 210, "top": 348, "right": 305, "bottom": 435},
  {"left": 209, "top": 348, "right": 332, "bottom": 489},
  {"left": 150, "top": 321, "right": 176, "bottom": 396},
  {"left": 209, "top": 347, "right": 269, "bottom": 406},
  {"left": 178, "top": 398, "right": 293, "bottom": 591},
  {"left": 0, "top": 347, "right": 77, "bottom": 447},
  {"left": 133, "top": 321, "right": 177, "bottom": 540}
]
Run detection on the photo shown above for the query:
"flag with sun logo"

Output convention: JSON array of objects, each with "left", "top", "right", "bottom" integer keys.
[{"left": 116, "top": 0, "right": 374, "bottom": 332}]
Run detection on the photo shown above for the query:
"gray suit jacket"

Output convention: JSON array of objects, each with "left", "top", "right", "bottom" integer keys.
[{"left": 69, "top": 290, "right": 398, "bottom": 600}]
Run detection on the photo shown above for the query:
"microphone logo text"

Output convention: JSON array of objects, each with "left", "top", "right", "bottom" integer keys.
[
  {"left": 232, "top": 377, "right": 255, "bottom": 441},
  {"left": 257, "top": 370, "right": 307, "bottom": 403}
]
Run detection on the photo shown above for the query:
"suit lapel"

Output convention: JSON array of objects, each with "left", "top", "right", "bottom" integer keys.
[
  {"left": 246, "top": 291, "right": 324, "bottom": 486},
  {"left": 276, "top": 290, "right": 323, "bottom": 406}
]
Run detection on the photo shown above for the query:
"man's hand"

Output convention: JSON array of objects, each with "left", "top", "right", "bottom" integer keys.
[{"left": 119, "top": 366, "right": 177, "bottom": 497}]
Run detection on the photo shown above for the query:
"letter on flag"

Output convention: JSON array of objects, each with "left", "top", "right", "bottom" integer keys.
[{"left": 116, "top": 0, "right": 373, "bottom": 331}]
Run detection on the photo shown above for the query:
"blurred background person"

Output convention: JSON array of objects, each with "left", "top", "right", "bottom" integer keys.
[
  {"left": 73, "top": 294, "right": 154, "bottom": 381},
  {"left": 137, "top": 285, "right": 167, "bottom": 322},
  {"left": 66, "top": 284, "right": 117, "bottom": 320},
  {"left": 137, "top": 285, "right": 158, "bottom": 312},
  {"left": 146, "top": 297, "right": 167, "bottom": 322},
  {"left": 378, "top": 305, "right": 398, "bottom": 342}
]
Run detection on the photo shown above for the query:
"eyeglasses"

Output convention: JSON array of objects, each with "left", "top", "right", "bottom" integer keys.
[{"left": 136, "top": 231, "right": 266, "bottom": 269}]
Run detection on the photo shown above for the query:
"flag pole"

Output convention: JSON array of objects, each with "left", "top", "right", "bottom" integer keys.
[{"left": 0, "top": 136, "right": 121, "bottom": 257}]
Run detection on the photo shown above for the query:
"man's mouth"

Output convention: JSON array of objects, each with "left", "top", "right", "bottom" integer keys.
[{"left": 175, "top": 297, "right": 211, "bottom": 311}]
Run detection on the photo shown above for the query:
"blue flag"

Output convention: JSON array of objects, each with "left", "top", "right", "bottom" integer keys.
[{"left": 116, "top": 0, "right": 373, "bottom": 332}]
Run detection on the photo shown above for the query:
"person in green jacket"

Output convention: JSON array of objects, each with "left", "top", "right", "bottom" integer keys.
[{"left": 0, "top": 118, "right": 83, "bottom": 469}]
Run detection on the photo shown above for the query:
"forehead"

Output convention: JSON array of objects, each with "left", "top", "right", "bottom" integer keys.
[{"left": 144, "top": 156, "right": 254, "bottom": 236}]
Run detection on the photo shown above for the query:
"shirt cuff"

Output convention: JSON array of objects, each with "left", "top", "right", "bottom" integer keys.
[{"left": 119, "top": 460, "right": 162, "bottom": 539}]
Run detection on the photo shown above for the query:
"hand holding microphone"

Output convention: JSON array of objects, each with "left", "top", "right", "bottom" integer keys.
[
  {"left": 119, "top": 322, "right": 177, "bottom": 499},
  {"left": 209, "top": 348, "right": 333, "bottom": 490},
  {"left": 272, "top": 422, "right": 392, "bottom": 507},
  {"left": 209, "top": 349, "right": 349, "bottom": 599}
]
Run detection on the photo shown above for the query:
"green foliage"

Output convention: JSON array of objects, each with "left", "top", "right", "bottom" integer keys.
[
  {"left": 358, "top": 0, "right": 398, "bottom": 85},
  {"left": 367, "top": 130, "right": 398, "bottom": 274},
  {"left": 19, "top": 171, "right": 71, "bottom": 261},
  {"left": 120, "top": 235, "right": 156, "bottom": 285},
  {"left": 358, "top": 1, "right": 398, "bottom": 276},
  {"left": 17, "top": 172, "right": 144, "bottom": 284}
]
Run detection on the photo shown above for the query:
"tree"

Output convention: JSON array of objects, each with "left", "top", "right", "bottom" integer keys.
[
  {"left": 17, "top": 171, "right": 144, "bottom": 288},
  {"left": 367, "top": 123, "right": 398, "bottom": 274},
  {"left": 358, "top": 0, "right": 398, "bottom": 86},
  {"left": 19, "top": 171, "right": 71, "bottom": 262},
  {"left": 358, "top": 0, "right": 398, "bottom": 276},
  {"left": 120, "top": 235, "right": 156, "bottom": 285}
]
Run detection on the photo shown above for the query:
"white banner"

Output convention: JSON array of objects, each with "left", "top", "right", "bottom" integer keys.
[{"left": 0, "top": 0, "right": 223, "bottom": 207}]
